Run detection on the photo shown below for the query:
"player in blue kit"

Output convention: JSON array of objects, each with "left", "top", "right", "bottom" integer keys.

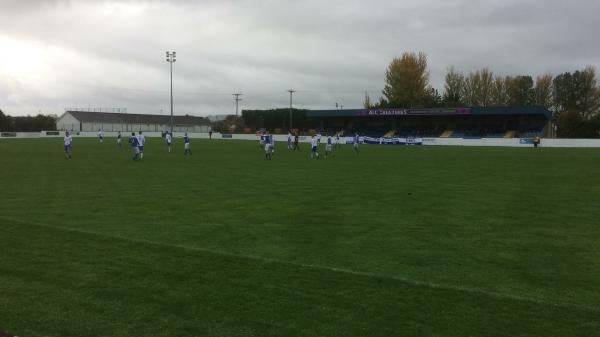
[
  {"left": 264, "top": 132, "right": 273, "bottom": 160},
  {"left": 129, "top": 132, "right": 140, "bottom": 161},
  {"left": 287, "top": 131, "right": 292, "bottom": 150},
  {"left": 184, "top": 133, "right": 192, "bottom": 155}
]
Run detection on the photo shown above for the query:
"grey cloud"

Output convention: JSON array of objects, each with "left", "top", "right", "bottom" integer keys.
[{"left": 0, "top": 0, "right": 599, "bottom": 116}]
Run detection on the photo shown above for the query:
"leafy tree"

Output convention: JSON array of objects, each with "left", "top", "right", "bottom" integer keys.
[
  {"left": 479, "top": 68, "right": 494, "bottom": 106},
  {"left": 382, "top": 52, "right": 430, "bottom": 107},
  {"left": 242, "top": 109, "right": 313, "bottom": 132},
  {"left": 13, "top": 114, "right": 56, "bottom": 131},
  {"left": 557, "top": 110, "right": 600, "bottom": 138},
  {"left": 374, "top": 97, "right": 389, "bottom": 109},
  {"left": 0, "top": 111, "right": 57, "bottom": 132},
  {"left": 0, "top": 109, "right": 12, "bottom": 131},
  {"left": 424, "top": 87, "right": 443, "bottom": 107},
  {"left": 363, "top": 91, "right": 372, "bottom": 109},
  {"left": 461, "top": 68, "right": 494, "bottom": 107},
  {"left": 553, "top": 67, "right": 600, "bottom": 118},
  {"left": 534, "top": 74, "right": 553, "bottom": 109},
  {"left": 507, "top": 75, "right": 534, "bottom": 106},
  {"left": 442, "top": 66, "right": 465, "bottom": 107},
  {"left": 213, "top": 115, "right": 246, "bottom": 133},
  {"left": 490, "top": 76, "right": 510, "bottom": 106}
]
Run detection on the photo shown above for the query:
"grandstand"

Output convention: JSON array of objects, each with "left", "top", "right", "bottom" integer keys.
[{"left": 305, "top": 106, "right": 551, "bottom": 138}]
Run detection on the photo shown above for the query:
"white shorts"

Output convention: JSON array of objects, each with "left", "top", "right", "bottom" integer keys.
[
  {"left": 265, "top": 144, "right": 271, "bottom": 153},
  {"left": 326, "top": 144, "right": 332, "bottom": 152},
  {"left": 184, "top": 143, "right": 190, "bottom": 149}
]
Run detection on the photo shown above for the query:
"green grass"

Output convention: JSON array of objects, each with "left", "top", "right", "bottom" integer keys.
[{"left": 0, "top": 137, "right": 599, "bottom": 337}]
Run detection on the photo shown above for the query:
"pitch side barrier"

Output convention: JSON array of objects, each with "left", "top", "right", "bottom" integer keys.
[{"left": 3, "top": 131, "right": 600, "bottom": 147}]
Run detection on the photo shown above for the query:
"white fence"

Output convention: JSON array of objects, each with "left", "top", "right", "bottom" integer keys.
[
  {"left": 420, "top": 137, "right": 600, "bottom": 148},
  {"left": 2, "top": 131, "right": 600, "bottom": 148}
]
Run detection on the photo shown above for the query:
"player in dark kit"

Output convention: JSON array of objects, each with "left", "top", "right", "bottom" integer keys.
[{"left": 293, "top": 132, "right": 300, "bottom": 151}]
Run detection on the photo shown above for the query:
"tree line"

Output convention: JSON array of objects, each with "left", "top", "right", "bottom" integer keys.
[
  {"left": 240, "top": 109, "right": 315, "bottom": 133},
  {"left": 0, "top": 110, "right": 57, "bottom": 132},
  {"left": 368, "top": 52, "right": 600, "bottom": 138}
]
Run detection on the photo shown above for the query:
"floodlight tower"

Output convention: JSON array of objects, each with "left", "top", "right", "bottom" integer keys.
[
  {"left": 233, "top": 93, "right": 243, "bottom": 117},
  {"left": 166, "top": 51, "right": 176, "bottom": 134}
]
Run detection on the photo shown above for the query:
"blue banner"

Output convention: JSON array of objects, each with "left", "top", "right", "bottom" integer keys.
[{"left": 362, "top": 137, "right": 423, "bottom": 145}]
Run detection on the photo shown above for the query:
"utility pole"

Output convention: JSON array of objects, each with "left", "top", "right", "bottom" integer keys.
[
  {"left": 166, "top": 51, "right": 176, "bottom": 134},
  {"left": 288, "top": 89, "right": 296, "bottom": 131},
  {"left": 233, "top": 93, "right": 243, "bottom": 117}
]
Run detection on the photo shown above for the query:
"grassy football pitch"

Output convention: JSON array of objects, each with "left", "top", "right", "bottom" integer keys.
[{"left": 0, "top": 137, "right": 599, "bottom": 337}]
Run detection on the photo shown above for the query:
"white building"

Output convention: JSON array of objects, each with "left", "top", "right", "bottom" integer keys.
[{"left": 56, "top": 110, "right": 211, "bottom": 133}]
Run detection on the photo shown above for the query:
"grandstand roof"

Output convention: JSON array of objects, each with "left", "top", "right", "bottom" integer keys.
[
  {"left": 306, "top": 106, "right": 551, "bottom": 119},
  {"left": 65, "top": 111, "right": 210, "bottom": 125}
]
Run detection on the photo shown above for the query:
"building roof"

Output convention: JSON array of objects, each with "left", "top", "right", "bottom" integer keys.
[
  {"left": 64, "top": 111, "right": 211, "bottom": 126},
  {"left": 306, "top": 106, "right": 551, "bottom": 119}
]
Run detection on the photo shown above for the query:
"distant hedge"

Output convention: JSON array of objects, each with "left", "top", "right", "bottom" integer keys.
[{"left": 0, "top": 110, "right": 57, "bottom": 132}]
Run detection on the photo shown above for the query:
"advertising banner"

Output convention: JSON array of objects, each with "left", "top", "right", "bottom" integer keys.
[
  {"left": 362, "top": 136, "right": 423, "bottom": 145},
  {"left": 356, "top": 108, "right": 471, "bottom": 117}
]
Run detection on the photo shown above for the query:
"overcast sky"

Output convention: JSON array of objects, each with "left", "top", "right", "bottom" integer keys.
[{"left": 0, "top": 0, "right": 598, "bottom": 117}]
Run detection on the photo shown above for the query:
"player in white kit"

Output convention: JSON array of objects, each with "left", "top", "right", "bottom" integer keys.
[
  {"left": 310, "top": 135, "right": 319, "bottom": 159},
  {"left": 137, "top": 131, "right": 146, "bottom": 159},
  {"left": 259, "top": 132, "right": 265, "bottom": 149},
  {"left": 325, "top": 135, "right": 333, "bottom": 159},
  {"left": 184, "top": 133, "right": 192, "bottom": 155},
  {"left": 64, "top": 131, "right": 73, "bottom": 159},
  {"left": 165, "top": 132, "right": 172, "bottom": 153}
]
